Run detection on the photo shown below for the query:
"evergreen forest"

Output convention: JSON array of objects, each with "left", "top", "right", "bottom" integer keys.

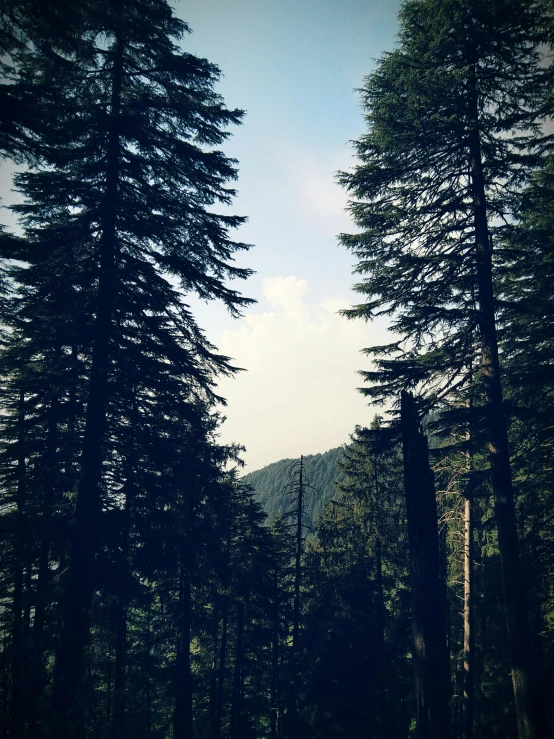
[
  {"left": 0, "top": 1, "right": 553, "bottom": 738},
  {"left": 244, "top": 447, "right": 345, "bottom": 523}
]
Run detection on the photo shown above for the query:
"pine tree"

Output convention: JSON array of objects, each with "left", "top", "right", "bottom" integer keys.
[
  {"left": 4, "top": 0, "right": 253, "bottom": 734},
  {"left": 300, "top": 428, "right": 411, "bottom": 739},
  {"left": 338, "top": 2, "right": 551, "bottom": 735}
]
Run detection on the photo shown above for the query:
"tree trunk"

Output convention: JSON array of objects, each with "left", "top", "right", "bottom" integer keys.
[
  {"left": 214, "top": 501, "right": 233, "bottom": 739},
  {"left": 462, "top": 493, "right": 473, "bottom": 739},
  {"left": 293, "top": 455, "right": 303, "bottom": 651},
  {"left": 10, "top": 389, "right": 27, "bottom": 739},
  {"left": 33, "top": 420, "right": 55, "bottom": 645},
  {"left": 214, "top": 599, "right": 229, "bottom": 739},
  {"left": 145, "top": 596, "right": 152, "bottom": 737},
  {"left": 466, "top": 37, "right": 538, "bottom": 739},
  {"left": 53, "top": 13, "right": 124, "bottom": 737},
  {"left": 270, "top": 569, "right": 281, "bottom": 739},
  {"left": 111, "top": 424, "right": 137, "bottom": 739},
  {"left": 401, "top": 390, "right": 451, "bottom": 739},
  {"left": 111, "top": 601, "right": 127, "bottom": 739},
  {"left": 287, "top": 456, "right": 304, "bottom": 739},
  {"left": 209, "top": 600, "right": 219, "bottom": 739},
  {"left": 375, "top": 536, "right": 385, "bottom": 647},
  {"left": 230, "top": 602, "right": 245, "bottom": 739},
  {"left": 373, "top": 458, "right": 385, "bottom": 648},
  {"left": 173, "top": 569, "right": 193, "bottom": 739},
  {"left": 29, "top": 393, "right": 59, "bottom": 735},
  {"left": 1, "top": 634, "right": 9, "bottom": 739}
]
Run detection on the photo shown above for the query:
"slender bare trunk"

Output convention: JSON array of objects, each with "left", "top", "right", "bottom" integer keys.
[
  {"left": 230, "top": 602, "right": 245, "bottom": 739},
  {"left": 373, "top": 459, "right": 385, "bottom": 647},
  {"left": 145, "top": 596, "right": 152, "bottom": 737},
  {"left": 1, "top": 633, "right": 9, "bottom": 739},
  {"left": 28, "top": 393, "right": 59, "bottom": 735},
  {"left": 214, "top": 600, "right": 228, "bottom": 739},
  {"left": 293, "top": 455, "right": 303, "bottom": 650},
  {"left": 112, "top": 424, "right": 137, "bottom": 739},
  {"left": 214, "top": 502, "right": 233, "bottom": 739},
  {"left": 10, "top": 389, "right": 27, "bottom": 739},
  {"left": 209, "top": 600, "right": 219, "bottom": 739},
  {"left": 173, "top": 569, "right": 193, "bottom": 739},
  {"left": 462, "top": 494, "right": 473, "bottom": 739},
  {"left": 111, "top": 601, "right": 127, "bottom": 739},
  {"left": 270, "top": 568, "right": 281, "bottom": 739}
]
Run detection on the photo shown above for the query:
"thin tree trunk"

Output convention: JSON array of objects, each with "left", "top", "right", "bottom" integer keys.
[
  {"left": 1, "top": 632, "right": 9, "bottom": 739},
  {"left": 214, "top": 600, "right": 229, "bottom": 739},
  {"left": 111, "top": 601, "right": 127, "bottom": 739},
  {"left": 29, "top": 393, "right": 59, "bottom": 736},
  {"left": 270, "top": 568, "right": 281, "bottom": 739},
  {"left": 293, "top": 455, "right": 303, "bottom": 650},
  {"left": 373, "top": 457, "right": 385, "bottom": 647},
  {"left": 53, "top": 12, "right": 124, "bottom": 736},
  {"left": 401, "top": 391, "right": 451, "bottom": 739},
  {"left": 10, "top": 389, "right": 27, "bottom": 739},
  {"left": 466, "top": 37, "right": 538, "bottom": 739},
  {"left": 375, "top": 536, "right": 385, "bottom": 646},
  {"left": 230, "top": 602, "right": 245, "bottom": 739},
  {"left": 23, "top": 563, "right": 32, "bottom": 630},
  {"left": 112, "top": 417, "right": 137, "bottom": 739},
  {"left": 173, "top": 569, "right": 193, "bottom": 739},
  {"left": 33, "top": 420, "right": 55, "bottom": 644},
  {"left": 214, "top": 493, "right": 233, "bottom": 739},
  {"left": 145, "top": 595, "right": 152, "bottom": 737},
  {"left": 106, "top": 659, "right": 112, "bottom": 726},
  {"left": 209, "top": 599, "right": 219, "bottom": 739},
  {"left": 287, "top": 456, "right": 304, "bottom": 739},
  {"left": 462, "top": 494, "right": 473, "bottom": 739}
]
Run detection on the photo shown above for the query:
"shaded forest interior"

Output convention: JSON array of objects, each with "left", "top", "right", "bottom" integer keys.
[{"left": 0, "top": 0, "right": 553, "bottom": 738}]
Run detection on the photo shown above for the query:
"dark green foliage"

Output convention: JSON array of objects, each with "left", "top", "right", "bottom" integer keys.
[
  {"left": 338, "top": 0, "right": 548, "bottom": 412},
  {"left": 243, "top": 447, "right": 347, "bottom": 524},
  {"left": 0, "top": 0, "right": 259, "bottom": 736},
  {"left": 339, "top": 1, "right": 554, "bottom": 736},
  {"left": 297, "top": 423, "right": 412, "bottom": 739}
]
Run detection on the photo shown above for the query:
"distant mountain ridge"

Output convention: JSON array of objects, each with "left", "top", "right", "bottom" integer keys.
[{"left": 242, "top": 446, "right": 347, "bottom": 525}]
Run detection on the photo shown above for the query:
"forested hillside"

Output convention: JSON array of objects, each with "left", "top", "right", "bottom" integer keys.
[
  {"left": 243, "top": 446, "right": 347, "bottom": 524},
  {"left": 0, "top": 1, "right": 553, "bottom": 739}
]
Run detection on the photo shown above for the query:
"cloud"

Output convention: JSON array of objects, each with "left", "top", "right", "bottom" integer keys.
[
  {"left": 274, "top": 141, "right": 353, "bottom": 231},
  {"left": 263, "top": 274, "right": 308, "bottom": 312},
  {"left": 215, "top": 275, "right": 391, "bottom": 471}
]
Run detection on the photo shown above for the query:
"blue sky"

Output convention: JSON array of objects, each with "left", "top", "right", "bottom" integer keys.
[
  {"left": 176, "top": 0, "right": 403, "bottom": 469},
  {"left": 0, "top": 0, "right": 404, "bottom": 470},
  {"left": 178, "top": 0, "right": 402, "bottom": 311}
]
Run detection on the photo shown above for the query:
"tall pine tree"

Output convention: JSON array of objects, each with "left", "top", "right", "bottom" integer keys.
[
  {"left": 6, "top": 0, "right": 253, "bottom": 735},
  {"left": 338, "top": 1, "right": 551, "bottom": 736}
]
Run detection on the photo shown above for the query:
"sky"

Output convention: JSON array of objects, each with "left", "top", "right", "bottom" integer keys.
[
  {"left": 0, "top": 0, "right": 404, "bottom": 472},
  {"left": 175, "top": 0, "right": 403, "bottom": 470}
]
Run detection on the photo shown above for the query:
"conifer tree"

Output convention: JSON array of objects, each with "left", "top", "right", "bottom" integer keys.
[
  {"left": 300, "top": 429, "right": 410, "bottom": 739},
  {"left": 339, "top": 2, "right": 551, "bottom": 735},
  {"left": 4, "top": 0, "right": 253, "bottom": 734}
]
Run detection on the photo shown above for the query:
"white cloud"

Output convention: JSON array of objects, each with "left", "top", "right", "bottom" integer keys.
[
  {"left": 215, "top": 275, "right": 391, "bottom": 472},
  {"left": 263, "top": 274, "right": 309, "bottom": 312},
  {"left": 275, "top": 142, "right": 353, "bottom": 231}
]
